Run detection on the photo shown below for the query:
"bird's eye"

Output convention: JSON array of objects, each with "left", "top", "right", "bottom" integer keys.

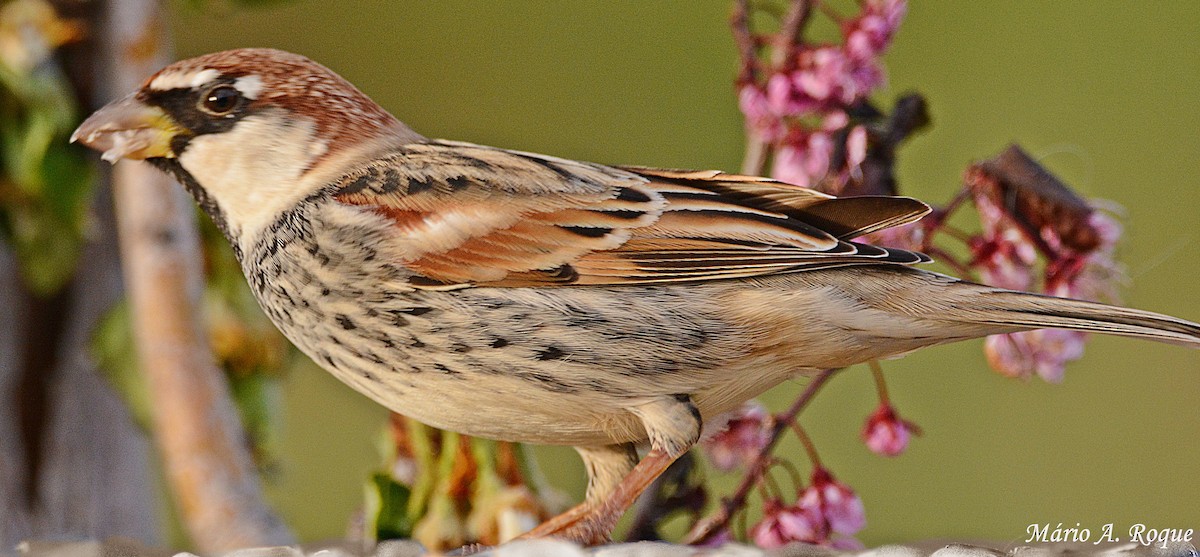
[{"left": 199, "top": 85, "right": 241, "bottom": 116}]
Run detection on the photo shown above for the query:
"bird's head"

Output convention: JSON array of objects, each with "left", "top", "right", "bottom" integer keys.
[{"left": 72, "top": 48, "right": 424, "bottom": 241}]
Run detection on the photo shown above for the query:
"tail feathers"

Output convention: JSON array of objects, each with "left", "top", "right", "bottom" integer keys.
[{"left": 973, "top": 290, "right": 1200, "bottom": 349}]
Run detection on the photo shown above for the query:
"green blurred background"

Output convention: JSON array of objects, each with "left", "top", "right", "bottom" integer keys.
[{"left": 168, "top": 0, "right": 1199, "bottom": 545}]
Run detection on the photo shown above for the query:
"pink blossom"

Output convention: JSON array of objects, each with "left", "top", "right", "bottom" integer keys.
[
  {"left": 973, "top": 194, "right": 1005, "bottom": 233},
  {"left": 848, "top": 59, "right": 886, "bottom": 99},
  {"left": 846, "top": 125, "right": 869, "bottom": 170},
  {"left": 975, "top": 230, "right": 1037, "bottom": 292},
  {"left": 738, "top": 84, "right": 783, "bottom": 142},
  {"left": 738, "top": 0, "right": 907, "bottom": 201},
  {"left": 843, "top": 0, "right": 907, "bottom": 60},
  {"left": 1068, "top": 254, "right": 1123, "bottom": 304},
  {"left": 1039, "top": 329, "right": 1088, "bottom": 375},
  {"left": 693, "top": 528, "right": 734, "bottom": 548},
  {"left": 701, "top": 401, "right": 771, "bottom": 472},
  {"left": 1040, "top": 210, "right": 1124, "bottom": 311},
  {"left": 805, "top": 132, "right": 835, "bottom": 177},
  {"left": 1068, "top": 211, "right": 1125, "bottom": 303},
  {"left": 799, "top": 468, "right": 867, "bottom": 535},
  {"left": 821, "top": 109, "right": 850, "bottom": 131},
  {"left": 794, "top": 47, "right": 849, "bottom": 103},
  {"left": 772, "top": 113, "right": 867, "bottom": 194},
  {"left": 737, "top": 83, "right": 770, "bottom": 123},
  {"left": 773, "top": 142, "right": 810, "bottom": 188},
  {"left": 844, "top": 27, "right": 879, "bottom": 62},
  {"left": 972, "top": 196, "right": 1120, "bottom": 383},
  {"left": 767, "top": 72, "right": 816, "bottom": 117},
  {"left": 1088, "top": 211, "right": 1122, "bottom": 248},
  {"left": 861, "top": 404, "right": 917, "bottom": 456},
  {"left": 984, "top": 329, "right": 1087, "bottom": 383},
  {"left": 985, "top": 332, "right": 1036, "bottom": 380},
  {"left": 773, "top": 132, "right": 835, "bottom": 189},
  {"left": 972, "top": 194, "right": 1038, "bottom": 292},
  {"left": 751, "top": 499, "right": 825, "bottom": 548},
  {"left": 792, "top": 47, "right": 884, "bottom": 105}
]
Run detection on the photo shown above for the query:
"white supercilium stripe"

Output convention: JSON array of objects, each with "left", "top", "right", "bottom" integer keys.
[
  {"left": 149, "top": 68, "right": 219, "bottom": 91},
  {"left": 233, "top": 75, "right": 264, "bottom": 99}
]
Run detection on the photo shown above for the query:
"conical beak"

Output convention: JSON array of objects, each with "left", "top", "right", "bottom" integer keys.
[{"left": 71, "top": 94, "right": 182, "bottom": 163}]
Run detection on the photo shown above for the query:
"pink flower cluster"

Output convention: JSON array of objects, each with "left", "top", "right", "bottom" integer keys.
[
  {"left": 751, "top": 468, "right": 866, "bottom": 549},
  {"left": 861, "top": 403, "right": 919, "bottom": 456},
  {"left": 971, "top": 195, "right": 1038, "bottom": 292},
  {"left": 701, "top": 402, "right": 872, "bottom": 548},
  {"left": 701, "top": 402, "right": 773, "bottom": 472},
  {"left": 972, "top": 193, "right": 1124, "bottom": 383},
  {"left": 738, "top": 0, "right": 906, "bottom": 192}
]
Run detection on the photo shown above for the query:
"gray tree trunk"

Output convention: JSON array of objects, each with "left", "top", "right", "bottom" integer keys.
[{"left": 0, "top": 185, "right": 162, "bottom": 547}]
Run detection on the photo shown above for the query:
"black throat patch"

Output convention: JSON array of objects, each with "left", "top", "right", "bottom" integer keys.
[{"left": 145, "top": 157, "right": 241, "bottom": 260}]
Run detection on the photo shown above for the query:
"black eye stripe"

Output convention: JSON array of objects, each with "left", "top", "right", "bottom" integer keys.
[{"left": 141, "top": 77, "right": 254, "bottom": 154}]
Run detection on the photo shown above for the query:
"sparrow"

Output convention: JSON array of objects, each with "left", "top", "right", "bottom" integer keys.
[{"left": 72, "top": 48, "right": 1200, "bottom": 545}]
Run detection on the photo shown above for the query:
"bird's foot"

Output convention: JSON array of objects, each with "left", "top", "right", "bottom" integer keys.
[
  {"left": 515, "top": 500, "right": 620, "bottom": 546},
  {"left": 517, "top": 448, "right": 681, "bottom": 547}
]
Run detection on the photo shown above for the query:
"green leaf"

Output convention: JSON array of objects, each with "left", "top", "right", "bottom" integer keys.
[
  {"left": 8, "top": 203, "right": 84, "bottom": 296},
  {"left": 39, "top": 141, "right": 93, "bottom": 223},
  {"left": 0, "top": 48, "right": 94, "bottom": 296},
  {"left": 365, "top": 472, "right": 415, "bottom": 541}
]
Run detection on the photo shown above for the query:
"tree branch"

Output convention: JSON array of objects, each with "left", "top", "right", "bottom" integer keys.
[
  {"left": 99, "top": 0, "right": 293, "bottom": 551},
  {"left": 730, "top": 0, "right": 759, "bottom": 84},
  {"left": 683, "top": 369, "right": 837, "bottom": 544},
  {"left": 773, "top": 0, "right": 814, "bottom": 68}
]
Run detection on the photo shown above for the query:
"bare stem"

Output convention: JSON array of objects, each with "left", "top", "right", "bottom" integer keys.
[
  {"left": 773, "top": 0, "right": 815, "bottom": 68},
  {"left": 683, "top": 369, "right": 838, "bottom": 544},
  {"left": 818, "top": 1, "right": 845, "bottom": 23},
  {"left": 730, "top": 0, "right": 760, "bottom": 84},
  {"left": 789, "top": 422, "right": 822, "bottom": 470},
  {"left": 769, "top": 457, "right": 805, "bottom": 494},
  {"left": 742, "top": 137, "right": 769, "bottom": 176},
  {"left": 760, "top": 468, "right": 783, "bottom": 501},
  {"left": 102, "top": 0, "right": 292, "bottom": 550},
  {"left": 937, "top": 224, "right": 975, "bottom": 245},
  {"left": 869, "top": 360, "right": 889, "bottom": 405},
  {"left": 925, "top": 246, "right": 977, "bottom": 280}
]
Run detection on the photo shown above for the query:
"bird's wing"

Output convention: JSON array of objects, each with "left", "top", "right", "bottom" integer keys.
[{"left": 330, "top": 140, "right": 931, "bottom": 287}]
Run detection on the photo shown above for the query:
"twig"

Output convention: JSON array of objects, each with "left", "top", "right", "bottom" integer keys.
[
  {"left": 101, "top": 0, "right": 293, "bottom": 550},
  {"left": 683, "top": 369, "right": 838, "bottom": 544},
  {"left": 742, "top": 137, "right": 769, "bottom": 176},
  {"left": 924, "top": 246, "right": 976, "bottom": 280},
  {"left": 869, "top": 360, "right": 889, "bottom": 405},
  {"left": 788, "top": 422, "right": 822, "bottom": 469},
  {"left": 769, "top": 457, "right": 804, "bottom": 494},
  {"left": 730, "top": 0, "right": 759, "bottom": 84},
  {"left": 773, "top": 0, "right": 814, "bottom": 68}
]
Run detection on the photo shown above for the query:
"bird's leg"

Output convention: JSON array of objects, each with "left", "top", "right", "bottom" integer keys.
[
  {"left": 519, "top": 444, "right": 637, "bottom": 538},
  {"left": 517, "top": 452, "right": 682, "bottom": 545},
  {"left": 519, "top": 395, "right": 702, "bottom": 546},
  {"left": 578, "top": 443, "right": 642, "bottom": 503}
]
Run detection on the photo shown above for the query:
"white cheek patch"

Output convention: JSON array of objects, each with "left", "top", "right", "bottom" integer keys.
[
  {"left": 178, "top": 111, "right": 323, "bottom": 242},
  {"left": 233, "top": 75, "right": 264, "bottom": 99},
  {"left": 149, "top": 68, "right": 219, "bottom": 91}
]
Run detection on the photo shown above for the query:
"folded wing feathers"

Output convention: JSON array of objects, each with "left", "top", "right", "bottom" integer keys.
[
  {"left": 331, "top": 143, "right": 932, "bottom": 287},
  {"left": 800, "top": 196, "right": 931, "bottom": 239}
]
